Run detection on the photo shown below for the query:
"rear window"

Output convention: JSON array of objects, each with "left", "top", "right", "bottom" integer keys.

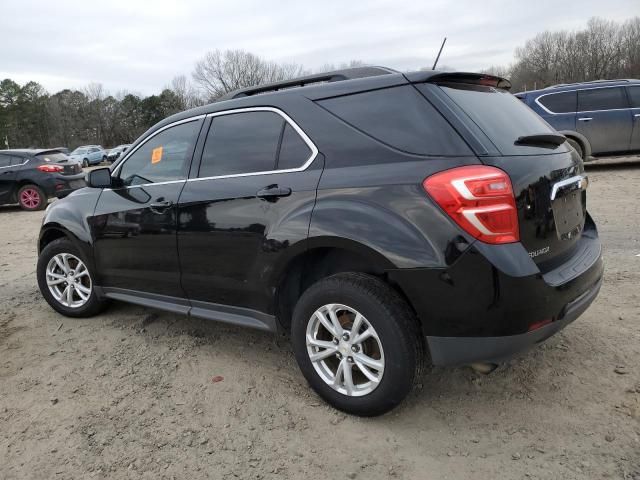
[
  {"left": 578, "top": 87, "right": 628, "bottom": 111},
  {"left": 538, "top": 91, "right": 577, "bottom": 114},
  {"left": 317, "top": 85, "right": 471, "bottom": 156},
  {"left": 35, "top": 152, "right": 68, "bottom": 163},
  {"left": 437, "top": 83, "right": 568, "bottom": 155}
]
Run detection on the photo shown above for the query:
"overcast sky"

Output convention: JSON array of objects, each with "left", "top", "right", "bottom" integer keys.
[{"left": 2, "top": 0, "right": 638, "bottom": 96}]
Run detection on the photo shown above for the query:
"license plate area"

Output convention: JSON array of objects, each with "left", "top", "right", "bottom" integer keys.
[{"left": 551, "top": 190, "right": 583, "bottom": 240}]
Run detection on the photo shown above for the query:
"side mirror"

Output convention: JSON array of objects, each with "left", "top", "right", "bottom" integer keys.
[{"left": 87, "top": 167, "right": 113, "bottom": 188}]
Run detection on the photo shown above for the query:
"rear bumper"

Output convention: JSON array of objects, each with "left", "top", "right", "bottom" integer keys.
[
  {"left": 426, "top": 275, "right": 602, "bottom": 366},
  {"left": 41, "top": 173, "right": 86, "bottom": 198}
]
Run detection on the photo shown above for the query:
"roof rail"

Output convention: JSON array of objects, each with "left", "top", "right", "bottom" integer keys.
[
  {"left": 218, "top": 66, "right": 398, "bottom": 101},
  {"left": 548, "top": 79, "right": 630, "bottom": 89}
]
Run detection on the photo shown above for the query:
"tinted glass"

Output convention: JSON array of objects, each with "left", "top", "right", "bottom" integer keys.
[
  {"left": 578, "top": 87, "right": 628, "bottom": 111},
  {"left": 627, "top": 86, "right": 640, "bottom": 108},
  {"left": 277, "top": 123, "right": 311, "bottom": 169},
  {"left": 438, "top": 83, "right": 567, "bottom": 155},
  {"left": 319, "top": 85, "right": 470, "bottom": 156},
  {"left": 199, "top": 111, "right": 284, "bottom": 177},
  {"left": 36, "top": 152, "right": 68, "bottom": 163},
  {"left": 538, "top": 91, "right": 577, "bottom": 113},
  {"left": 0, "top": 155, "right": 11, "bottom": 168},
  {"left": 118, "top": 121, "right": 200, "bottom": 186}
]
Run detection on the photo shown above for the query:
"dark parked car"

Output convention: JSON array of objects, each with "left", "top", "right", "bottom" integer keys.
[
  {"left": 516, "top": 79, "right": 640, "bottom": 159},
  {"left": 36, "top": 68, "right": 603, "bottom": 416},
  {"left": 0, "top": 149, "right": 86, "bottom": 210},
  {"left": 106, "top": 144, "right": 131, "bottom": 163}
]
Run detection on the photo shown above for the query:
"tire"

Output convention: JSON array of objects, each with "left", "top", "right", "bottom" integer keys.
[
  {"left": 102, "top": 155, "right": 107, "bottom": 162},
  {"left": 37, "top": 237, "right": 107, "bottom": 318},
  {"left": 567, "top": 138, "right": 584, "bottom": 160},
  {"left": 291, "top": 273, "right": 423, "bottom": 416},
  {"left": 17, "top": 184, "right": 47, "bottom": 211},
  {"left": 82, "top": 159, "right": 89, "bottom": 168}
]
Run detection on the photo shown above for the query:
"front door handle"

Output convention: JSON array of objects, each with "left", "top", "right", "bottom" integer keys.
[
  {"left": 256, "top": 185, "right": 292, "bottom": 201},
  {"left": 149, "top": 200, "right": 173, "bottom": 214},
  {"left": 578, "top": 117, "right": 593, "bottom": 122}
]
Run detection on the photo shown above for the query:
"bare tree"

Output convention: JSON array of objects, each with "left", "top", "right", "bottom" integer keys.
[
  {"left": 168, "top": 75, "right": 204, "bottom": 109},
  {"left": 192, "top": 49, "right": 306, "bottom": 100}
]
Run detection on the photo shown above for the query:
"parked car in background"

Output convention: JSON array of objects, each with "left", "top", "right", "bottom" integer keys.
[
  {"left": 36, "top": 68, "right": 602, "bottom": 416},
  {"left": 0, "top": 149, "right": 85, "bottom": 210},
  {"left": 106, "top": 144, "right": 131, "bottom": 163},
  {"left": 68, "top": 145, "right": 108, "bottom": 167},
  {"left": 516, "top": 79, "right": 640, "bottom": 160}
]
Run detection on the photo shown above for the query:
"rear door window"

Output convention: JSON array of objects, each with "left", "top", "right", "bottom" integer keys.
[
  {"left": 578, "top": 87, "right": 628, "bottom": 112},
  {"left": 317, "top": 85, "right": 472, "bottom": 156},
  {"left": 435, "top": 83, "right": 568, "bottom": 155},
  {"left": 538, "top": 91, "right": 577, "bottom": 114}
]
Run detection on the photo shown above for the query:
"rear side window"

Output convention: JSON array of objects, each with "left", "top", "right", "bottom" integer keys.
[
  {"left": 317, "top": 85, "right": 471, "bottom": 156},
  {"left": 277, "top": 123, "right": 312, "bottom": 170},
  {"left": 627, "top": 86, "right": 640, "bottom": 108},
  {"left": 437, "top": 83, "right": 567, "bottom": 155},
  {"left": 200, "top": 112, "right": 283, "bottom": 177},
  {"left": 578, "top": 87, "right": 628, "bottom": 111},
  {"left": 538, "top": 91, "right": 577, "bottom": 114}
]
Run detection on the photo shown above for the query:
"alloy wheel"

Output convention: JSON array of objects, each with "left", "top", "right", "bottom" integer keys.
[
  {"left": 45, "top": 253, "right": 92, "bottom": 308},
  {"left": 306, "top": 303, "right": 385, "bottom": 397},
  {"left": 20, "top": 188, "right": 41, "bottom": 209}
]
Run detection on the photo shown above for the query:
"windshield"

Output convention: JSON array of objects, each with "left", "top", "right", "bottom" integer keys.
[
  {"left": 437, "top": 83, "right": 569, "bottom": 155},
  {"left": 72, "top": 148, "right": 87, "bottom": 155}
]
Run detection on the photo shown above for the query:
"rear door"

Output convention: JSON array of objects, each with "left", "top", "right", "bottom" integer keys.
[
  {"left": 91, "top": 118, "right": 203, "bottom": 298},
  {"left": 177, "top": 108, "right": 322, "bottom": 317},
  {"left": 0, "top": 154, "right": 19, "bottom": 203},
  {"left": 627, "top": 85, "right": 640, "bottom": 152},
  {"left": 419, "top": 81, "right": 587, "bottom": 269},
  {"left": 576, "top": 86, "right": 632, "bottom": 155}
]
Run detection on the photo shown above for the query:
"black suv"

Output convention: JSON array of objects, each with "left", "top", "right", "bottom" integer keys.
[
  {"left": 0, "top": 149, "right": 85, "bottom": 210},
  {"left": 36, "top": 68, "right": 603, "bottom": 416}
]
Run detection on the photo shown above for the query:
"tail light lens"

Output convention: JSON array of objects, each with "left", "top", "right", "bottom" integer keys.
[
  {"left": 423, "top": 165, "right": 519, "bottom": 244},
  {"left": 38, "top": 164, "right": 64, "bottom": 173}
]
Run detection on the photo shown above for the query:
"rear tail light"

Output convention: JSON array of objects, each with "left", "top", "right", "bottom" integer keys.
[
  {"left": 37, "top": 164, "right": 64, "bottom": 173},
  {"left": 423, "top": 165, "right": 519, "bottom": 244}
]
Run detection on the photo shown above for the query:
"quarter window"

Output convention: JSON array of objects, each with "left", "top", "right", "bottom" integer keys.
[
  {"left": 538, "top": 91, "right": 576, "bottom": 114},
  {"left": 118, "top": 121, "right": 200, "bottom": 186},
  {"left": 578, "top": 87, "right": 628, "bottom": 112},
  {"left": 627, "top": 86, "right": 640, "bottom": 108},
  {"left": 199, "top": 111, "right": 310, "bottom": 178}
]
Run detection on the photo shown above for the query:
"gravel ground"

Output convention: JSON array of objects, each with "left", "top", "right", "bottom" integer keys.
[{"left": 1, "top": 159, "right": 639, "bottom": 479}]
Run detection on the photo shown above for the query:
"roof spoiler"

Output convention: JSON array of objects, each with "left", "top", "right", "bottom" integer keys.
[{"left": 405, "top": 71, "right": 512, "bottom": 91}]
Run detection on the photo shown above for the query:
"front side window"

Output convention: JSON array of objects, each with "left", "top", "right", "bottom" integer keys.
[
  {"left": 538, "top": 91, "right": 577, "bottom": 114},
  {"left": 578, "top": 87, "right": 628, "bottom": 112},
  {"left": 118, "top": 121, "right": 200, "bottom": 186},
  {"left": 627, "top": 86, "right": 640, "bottom": 108}
]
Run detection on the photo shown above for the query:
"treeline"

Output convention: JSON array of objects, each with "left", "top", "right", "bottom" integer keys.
[{"left": 486, "top": 17, "right": 640, "bottom": 91}]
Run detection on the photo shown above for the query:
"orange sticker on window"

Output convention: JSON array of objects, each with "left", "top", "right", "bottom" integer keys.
[{"left": 151, "top": 146, "right": 163, "bottom": 164}]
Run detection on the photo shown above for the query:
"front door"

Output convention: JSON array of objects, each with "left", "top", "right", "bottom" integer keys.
[
  {"left": 576, "top": 86, "right": 632, "bottom": 155},
  {"left": 177, "top": 109, "right": 321, "bottom": 316},
  {"left": 627, "top": 85, "right": 640, "bottom": 152},
  {"left": 91, "top": 118, "right": 203, "bottom": 298},
  {"left": 0, "top": 154, "right": 19, "bottom": 203}
]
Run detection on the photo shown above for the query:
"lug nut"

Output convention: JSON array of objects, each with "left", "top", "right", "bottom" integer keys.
[
  {"left": 347, "top": 356, "right": 354, "bottom": 363},
  {"left": 336, "top": 353, "right": 342, "bottom": 359},
  {"left": 342, "top": 332, "right": 350, "bottom": 341},
  {"left": 351, "top": 345, "right": 359, "bottom": 353},
  {"left": 332, "top": 338, "right": 339, "bottom": 345}
]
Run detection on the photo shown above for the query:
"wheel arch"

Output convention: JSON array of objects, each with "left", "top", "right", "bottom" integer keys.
[{"left": 558, "top": 130, "right": 592, "bottom": 159}]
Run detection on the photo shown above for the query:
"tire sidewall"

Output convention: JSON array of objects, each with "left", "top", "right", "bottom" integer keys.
[
  {"left": 291, "top": 276, "right": 416, "bottom": 416},
  {"left": 37, "top": 238, "right": 103, "bottom": 318},
  {"left": 567, "top": 138, "right": 583, "bottom": 160}
]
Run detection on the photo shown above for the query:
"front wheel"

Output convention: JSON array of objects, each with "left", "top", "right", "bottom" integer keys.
[
  {"left": 37, "top": 238, "right": 107, "bottom": 317},
  {"left": 82, "top": 159, "right": 89, "bottom": 168},
  {"left": 291, "top": 273, "right": 423, "bottom": 416}
]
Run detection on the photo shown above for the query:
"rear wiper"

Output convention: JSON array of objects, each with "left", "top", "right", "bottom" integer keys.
[{"left": 514, "top": 133, "right": 566, "bottom": 148}]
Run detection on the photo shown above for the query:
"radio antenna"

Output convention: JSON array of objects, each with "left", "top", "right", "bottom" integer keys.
[{"left": 432, "top": 37, "right": 447, "bottom": 70}]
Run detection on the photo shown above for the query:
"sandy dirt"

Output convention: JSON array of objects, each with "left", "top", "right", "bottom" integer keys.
[{"left": 1, "top": 159, "right": 639, "bottom": 480}]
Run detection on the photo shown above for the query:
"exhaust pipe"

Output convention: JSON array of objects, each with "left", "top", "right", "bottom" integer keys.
[{"left": 470, "top": 362, "right": 498, "bottom": 375}]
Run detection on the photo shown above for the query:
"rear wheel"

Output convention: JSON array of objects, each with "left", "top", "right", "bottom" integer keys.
[
  {"left": 567, "top": 138, "right": 584, "bottom": 160},
  {"left": 37, "top": 237, "right": 107, "bottom": 317},
  {"left": 291, "top": 273, "right": 423, "bottom": 416},
  {"left": 17, "top": 184, "right": 46, "bottom": 211},
  {"left": 82, "top": 159, "right": 89, "bottom": 168}
]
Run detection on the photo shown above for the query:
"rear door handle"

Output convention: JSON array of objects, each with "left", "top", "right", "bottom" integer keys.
[
  {"left": 578, "top": 117, "right": 592, "bottom": 122},
  {"left": 149, "top": 200, "right": 173, "bottom": 213},
  {"left": 256, "top": 185, "right": 292, "bottom": 200}
]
